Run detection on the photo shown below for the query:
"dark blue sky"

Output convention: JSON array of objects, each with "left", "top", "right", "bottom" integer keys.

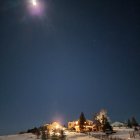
[{"left": 0, "top": 0, "right": 140, "bottom": 135}]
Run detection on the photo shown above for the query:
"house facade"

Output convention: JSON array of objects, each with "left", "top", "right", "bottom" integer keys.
[
  {"left": 44, "top": 122, "right": 65, "bottom": 132},
  {"left": 68, "top": 120, "right": 97, "bottom": 132}
]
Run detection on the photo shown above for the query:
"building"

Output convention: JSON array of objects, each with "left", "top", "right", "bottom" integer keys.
[
  {"left": 68, "top": 120, "right": 96, "bottom": 132},
  {"left": 43, "top": 122, "right": 65, "bottom": 136}
]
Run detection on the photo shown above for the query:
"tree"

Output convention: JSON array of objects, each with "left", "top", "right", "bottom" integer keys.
[
  {"left": 94, "top": 109, "right": 112, "bottom": 132},
  {"left": 27, "top": 127, "right": 40, "bottom": 134},
  {"left": 41, "top": 128, "right": 47, "bottom": 140},
  {"left": 102, "top": 115, "right": 112, "bottom": 132},
  {"left": 95, "top": 109, "right": 110, "bottom": 124},
  {"left": 60, "top": 129, "right": 66, "bottom": 140},
  {"left": 127, "top": 119, "right": 132, "bottom": 128},
  {"left": 36, "top": 129, "right": 41, "bottom": 139},
  {"left": 93, "top": 113, "right": 102, "bottom": 131},
  {"left": 79, "top": 112, "right": 86, "bottom": 131},
  {"left": 131, "top": 117, "right": 138, "bottom": 127}
]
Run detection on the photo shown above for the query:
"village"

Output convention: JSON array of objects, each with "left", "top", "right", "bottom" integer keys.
[
  {"left": 0, "top": 109, "right": 140, "bottom": 140},
  {"left": 22, "top": 109, "right": 140, "bottom": 140}
]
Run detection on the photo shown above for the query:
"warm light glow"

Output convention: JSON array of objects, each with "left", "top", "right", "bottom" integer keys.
[
  {"left": 56, "top": 124, "right": 59, "bottom": 129},
  {"left": 76, "top": 121, "right": 78, "bottom": 125},
  {"left": 56, "top": 132, "right": 60, "bottom": 136},
  {"left": 32, "top": 0, "right": 37, "bottom": 6}
]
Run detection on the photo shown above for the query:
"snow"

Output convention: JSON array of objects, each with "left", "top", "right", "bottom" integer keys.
[
  {"left": 0, "top": 132, "right": 99, "bottom": 140},
  {"left": 66, "top": 132, "right": 99, "bottom": 140},
  {"left": 0, "top": 128, "right": 140, "bottom": 140},
  {"left": 0, "top": 133, "right": 36, "bottom": 140},
  {"left": 111, "top": 128, "right": 140, "bottom": 140},
  {"left": 111, "top": 122, "right": 125, "bottom": 127}
]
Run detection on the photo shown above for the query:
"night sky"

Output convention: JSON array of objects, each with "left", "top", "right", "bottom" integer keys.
[{"left": 0, "top": 0, "right": 140, "bottom": 135}]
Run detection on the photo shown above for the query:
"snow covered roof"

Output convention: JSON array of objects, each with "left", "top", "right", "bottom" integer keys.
[{"left": 111, "top": 122, "right": 124, "bottom": 127}]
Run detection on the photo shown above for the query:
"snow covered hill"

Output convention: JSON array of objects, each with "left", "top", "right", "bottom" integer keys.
[
  {"left": 0, "top": 133, "right": 36, "bottom": 140},
  {"left": 0, "top": 132, "right": 99, "bottom": 140},
  {"left": 0, "top": 128, "right": 140, "bottom": 140}
]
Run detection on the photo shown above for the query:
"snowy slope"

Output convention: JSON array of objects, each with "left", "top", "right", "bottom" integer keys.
[
  {"left": 112, "top": 128, "right": 140, "bottom": 140},
  {"left": 0, "top": 132, "right": 99, "bottom": 140},
  {"left": 0, "top": 133, "right": 36, "bottom": 140},
  {"left": 0, "top": 129, "right": 140, "bottom": 140},
  {"left": 67, "top": 132, "right": 99, "bottom": 140}
]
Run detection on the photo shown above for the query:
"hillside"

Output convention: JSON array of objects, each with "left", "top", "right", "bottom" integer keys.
[{"left": 0, "top": 128, "right": 140, "bottom": 140}]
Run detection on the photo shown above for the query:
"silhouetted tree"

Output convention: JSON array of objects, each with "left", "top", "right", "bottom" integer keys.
[
  {"left": 41, "top": 129, "right": 47, "bottom": 140},
  {"left": 60, "top": 129, "right": 66, "bottom": 139},
  {"left": 127, "top": 119, "right": 132, "bottom": 128},
  {"left": 27, "top": 127, "right": 39, "bottom": 134},
  {"left": 36, "top": 129, "right": 41, "bottom": 139},
  {"left": 41, "top": 126, "right": 48, "bottom": 140},
  {"left": 102, "top": 115, "right": 112, "bottom": 132},
  {"left": 93, "top": 113, "right": 102, "bottom": 131},
  {"left": 131, "top": 117, "right": 138, "bottom": 127},
  {"left": 79, "top": 112, "right": 86, "bottom": 131}
]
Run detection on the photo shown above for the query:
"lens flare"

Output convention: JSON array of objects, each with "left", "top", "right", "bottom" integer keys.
[
  {"left": 27, "top": 0, "right": 45, "bottom": 16},
  {"left": 32, "top": 0, "right": 37, "bottom": 6}
]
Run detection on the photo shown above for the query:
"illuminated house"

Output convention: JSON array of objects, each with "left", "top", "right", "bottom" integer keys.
[
  {"left": 44, "top": 122, "right": 65, "bottom": 134},
  {"left": 68, "top": 120, "right": 96, "bottom": 132}
]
